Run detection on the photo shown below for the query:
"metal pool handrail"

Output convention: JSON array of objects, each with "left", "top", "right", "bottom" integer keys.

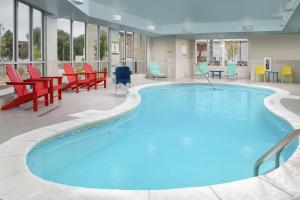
[
  {"left": 194, "top": 62, "right": 213, "bottom": 86},
  {"left": 254, "top": 129, "right": 300, "bottom": 176}
]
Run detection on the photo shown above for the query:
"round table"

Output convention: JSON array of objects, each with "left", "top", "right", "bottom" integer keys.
[
  {"left": 209, "top": 70, "right": 224, "bottom": 79},
  {"left": 267, "top": 71, "right": 279, "bottom": 83}
]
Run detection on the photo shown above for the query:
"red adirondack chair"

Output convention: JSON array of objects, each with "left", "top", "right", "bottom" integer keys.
[
  {"left": 27, "top": 64, "right": 62, "bottom": 104},
  {"left": 62, "top": 63, "right": 91, "bottom": 93},
  {"left": 83, "top": 63, "right": 107, "bottom": 89},
  {"left": 1, "top": 65, "right": 49, "bottom": 112}
]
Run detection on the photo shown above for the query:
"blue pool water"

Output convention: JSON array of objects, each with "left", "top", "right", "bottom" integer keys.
[{"left": 27, "top": 84, "right": 297, "bottom": 190}]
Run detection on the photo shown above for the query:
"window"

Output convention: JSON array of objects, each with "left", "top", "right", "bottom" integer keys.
[
  {"left": 240, "top": 40, "right": 248, "bottom": 66},
  {"left": 57, "top": 19, "right": 71, "bottom": 62},
  {"left": 196, "top": 39, "right": 248, "bottom": 66},
  {"left": 72, "top": 21, "right": 85, "bottom": 63},
  {"left": 196, "top": 41, "right": 208, "bottom": 63},
  {"left": 126, "top": 32, "right": 134, "bottom": 71},
  {"left": 99, "top": 26, "right": 108, "bottom": 71},
  {"left": 0, "top": 1, "right": 45, "bottom": 84},
  {"left": 135, "top": 33, "right": 147, "bottom": 74},
  {"left": 212, "top": 40, "right": 222, "bottom": 65},
  {"left": 224, "top": 39, "right": 248, "bottom": 66},
  {"left": 18, "top": 2, "right": 30, "bottom": 61},
  {"left": 32, "top": 9, "right": 42, "bottom": 61},
  {"left": 99, "top": 26, "right": 108, "bottom": 61},
  {"left": 139, "top": 34, "right": 147, "bottom": 74},
  {"left": 0, "top": 0, "right": 14, "bottom": 62},
  {"left": 0, "top": 0, "right": 14, "bottom": 84},
  {"left": 57, "top": 20, "right": 110, "bottom": 72}
]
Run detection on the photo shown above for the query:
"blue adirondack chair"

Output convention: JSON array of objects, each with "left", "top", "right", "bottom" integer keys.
[{"left": 114, "top": 66, "right": 132, "bottom": 93}]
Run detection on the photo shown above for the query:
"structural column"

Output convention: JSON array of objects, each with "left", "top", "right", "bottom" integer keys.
[{"left": 44, "top": 16, "right": 58, "bottom": 75}]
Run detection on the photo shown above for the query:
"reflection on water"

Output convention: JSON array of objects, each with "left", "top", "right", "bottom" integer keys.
[{"left": 27, "top": 84, "right": 297, "bottom": 190}]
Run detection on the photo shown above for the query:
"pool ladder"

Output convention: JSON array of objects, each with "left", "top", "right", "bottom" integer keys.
[
  {"left": 193, "top": 63, "right": 213, "bottom": 86},
  {"left": 253, "top": 129, "right": 300, "bottom": 176}
]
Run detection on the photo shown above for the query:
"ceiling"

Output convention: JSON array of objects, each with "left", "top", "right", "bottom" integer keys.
[
  {"left": 91, "top": 0, "right": 287, "bottom": 24},
  {"left": 24, "top": 0, "right": 300, "bottom": 37}
]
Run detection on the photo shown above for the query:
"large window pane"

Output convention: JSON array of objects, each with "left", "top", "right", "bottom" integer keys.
[
  {"left": 0, "top": 0, "right": 14, "bottom": 84},
  {"left": 73, "top": 21, "right": 85, "bottom": 64},
  {"left": 0, "top": 0, "right": 14, "bottom": 62},
  {"left": 135, "top": 33, "right": 147, "bottom": 74},
  {"left": 224, "top": 39, "right": 248, "bottom": 66},
  {"left": 32, "top": 9, "right": 42, "bottom": 61},
  {"left": 119, "top": 31, "right": 125, "bottom": 64},
  {"left": 126, "top": 32, "right": 134, "bottom": 71},
  {"left": 18, "top": 2, "right": 30, "bottom": 61},
  {"left": 99, "top": 26, "right": 108, "bottom": 71},
  {"left": 240, "top": 40, "right": 248, "bottom": 66},
  {"left": 196, "top": 40, "right": 208, "bottom": 63},
  {"left": 197, "top": 39, "right": 248, "bottom": 66},
  {"left": 212, "top": 40, "right": 222, "bottom": 66},
  {"left": 57, "top": 18, "right": 71, "bottom": 64}
]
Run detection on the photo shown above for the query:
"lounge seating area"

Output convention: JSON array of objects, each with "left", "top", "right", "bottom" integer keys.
[
  {"left": 1, "top": 63, "right": 107, "bottom": 112},
  {"left": 255, "top": 64, "right": 294, "bottom": 83},
  {"left": 149, "top": 62, "right": 167, "bottom": 79},
  {"left": 1, "top": 65, "right": 50, "bottom": 112}
]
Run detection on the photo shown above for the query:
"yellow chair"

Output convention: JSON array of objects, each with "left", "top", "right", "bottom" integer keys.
[
  {"left": 281, "top": 65, "right": 293, "bottom": 83},
  {"left": 255, "top": 65, "right": 266, "bottom": 82}
]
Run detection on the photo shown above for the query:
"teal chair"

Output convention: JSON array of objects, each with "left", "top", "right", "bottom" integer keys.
[
  {"left": 224, "top": 63, "right": 237, "bottom": 79},
  {"left": 149, "top": 62, "right": 167, "bottom": 80},
  {"left": 193, "top": 62, "right": 209, "bottom": 78}
]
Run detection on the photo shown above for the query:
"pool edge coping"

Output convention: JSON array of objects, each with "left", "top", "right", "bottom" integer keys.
[{"left": 1, "top": 82, "right": 300, "bottom": 200}]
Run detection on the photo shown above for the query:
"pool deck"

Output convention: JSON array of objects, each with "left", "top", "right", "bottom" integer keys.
[{"left": 1, "top": 77, "right": 300, "bottom": 200}]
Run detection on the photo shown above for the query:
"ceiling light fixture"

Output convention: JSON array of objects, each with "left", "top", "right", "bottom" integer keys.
[
  {"left": 112, "top": 15, "right": 122, "bottom": 21},
  {"left": 71, "top": 0, "right": 84, "bottom": 5},
  {"left": 148, "top": 25, "right": 156, "bottom": 31}
]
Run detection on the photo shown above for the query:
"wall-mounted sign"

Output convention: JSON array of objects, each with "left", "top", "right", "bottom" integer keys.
[
  {"left": 264, "top": 57, "right": 272, "bottom": 71},
  {"left": 112, "top": 40, "right": 119, "bottom": 54}
]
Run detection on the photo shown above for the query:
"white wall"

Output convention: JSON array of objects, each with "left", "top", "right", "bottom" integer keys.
[
  {"left": 45, "top": 16, "right": 58, "bottom": 76},
  {"left": 149, "top": 36, "right": 195, "bottom": 80},
  {"left": 149, "top": 37, "right": 176, "bottom": 79},
  {"left": 248, "top": 34, "right": 300, "bottom": 82},
  {"left": 86, "top": 24, "right": 97, "bottom": 60},
  {"left": 175, "top": 38, "right": 195, "bottom": 79}
]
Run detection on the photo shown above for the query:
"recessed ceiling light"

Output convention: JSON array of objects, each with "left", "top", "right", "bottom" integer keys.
[
  {"left": 112, "top": 15, "right": 122, "bottom": 21},
  {"left": 71, "top": 0, "right": 84, "bottom": 5},
  {"left": 148, "top": 25, "right": 156, "bottom": 31}
]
